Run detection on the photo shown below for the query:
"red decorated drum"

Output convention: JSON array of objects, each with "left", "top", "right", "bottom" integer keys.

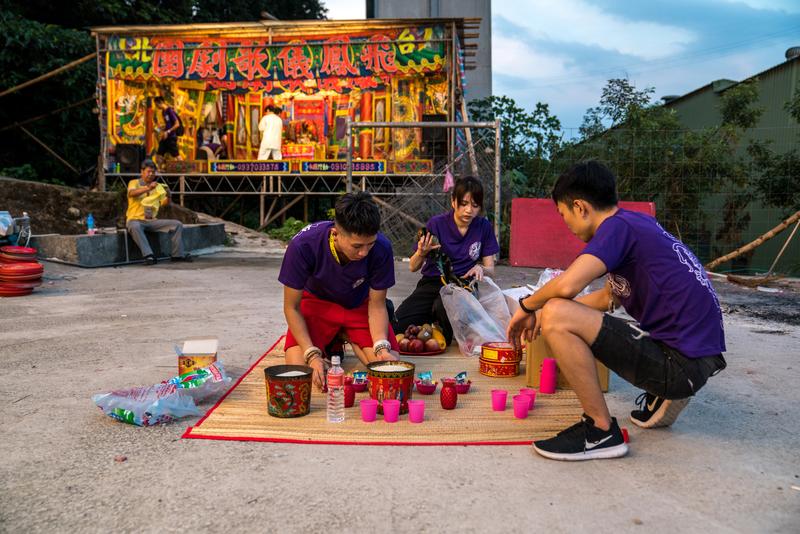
[
  {"left": 264, "top": 365, "right": 313, "bottom": 418},
  {"left": 479, "top": 357, "right": 520, "bottom": 378},
  {"left": 367, "top": 360, "right": 415, "bottom": 414},
  {"left": 481, "top": 341, "right": 522, "bottom": 363}
]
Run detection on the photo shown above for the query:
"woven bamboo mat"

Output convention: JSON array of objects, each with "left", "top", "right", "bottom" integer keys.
[{"left": 182, "top": 337, "right": 584, "bottom": 445}]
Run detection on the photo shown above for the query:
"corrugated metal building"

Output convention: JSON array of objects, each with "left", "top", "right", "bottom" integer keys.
[{"left": 662, "top": 49, "right": 799, "bottom": 275}]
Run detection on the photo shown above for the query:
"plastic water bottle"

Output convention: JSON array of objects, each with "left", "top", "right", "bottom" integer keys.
[
  {"left": 87, "top": 213, "right": 95, "bottom": 235},
  {"left": 327, "top": 356, "right": 345, "bottom": 423}
]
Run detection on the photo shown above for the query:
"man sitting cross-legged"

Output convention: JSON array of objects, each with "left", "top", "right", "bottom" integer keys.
[
  {"left": 280, "top": 191, "right": 400, "bottom": 391},
  {"left": 507, "top": 160, "right": 726, "bottom": 461}
]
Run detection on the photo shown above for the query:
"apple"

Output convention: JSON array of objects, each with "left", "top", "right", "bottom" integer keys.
[
  {"left": 424, "top": 339, "right": 440, "bottom": 352},
  {"left": 409, "top": 339, "right": 424, "bottom": 353},
  {"left": 399, "top": 338, "right": 411, "bottom": 352}
]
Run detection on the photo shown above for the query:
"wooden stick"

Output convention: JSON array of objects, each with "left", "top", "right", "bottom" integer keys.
[
  {"left": 373, "top": 196, "right": 424, "bottom": 228},
  {"left": 0, "top": 53, "right": 95, "bottom": 99},
  {"left": 766, "top": 219, "right": 800, "bottom": 276},
  {"left": 258, "top": 194, "right": 303, "bottom": 230},
  {"left": 0, "top": 97, "right": 94, "bottom": 132},
  {"left": 19, "top": 126, "right": 80, "bottom": 175},
  {"left": 705, "top": 210, "right": 800, "bottom": 271}
]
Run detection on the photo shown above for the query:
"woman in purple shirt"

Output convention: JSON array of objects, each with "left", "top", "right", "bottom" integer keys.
[{"left": 393, "top": 177, "right": 500, "bottom": 345}]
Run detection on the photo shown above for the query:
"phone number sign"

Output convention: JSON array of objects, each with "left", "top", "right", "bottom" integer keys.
[
  {"left": 300, "top": 160, "right": 386, "bottom": 174},
  {"left": 209, "top": 161, "right": 291, "bottom": 174}
]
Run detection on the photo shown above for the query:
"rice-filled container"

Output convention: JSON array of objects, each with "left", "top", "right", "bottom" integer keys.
[
  {"left": 367, "top": 361, "right": 415, "bottom": 414},
  {"left": 264, "top": 365, "right": 313, "bottom": 418}
]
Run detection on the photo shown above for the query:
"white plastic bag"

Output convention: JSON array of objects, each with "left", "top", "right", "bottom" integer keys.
[
  {"left": 440, "top": 276, "right": 510, "bottom": 356},
  {"left": 166, "top": 361, "right": 231, "bottom": 403},
  {"left": 529, "top": 268, "right": 592, "bottom": 298}
]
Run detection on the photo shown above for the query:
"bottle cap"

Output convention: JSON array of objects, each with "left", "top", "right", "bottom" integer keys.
[{"left": 331, "top": 356, "right": 341, "bottom": 365}]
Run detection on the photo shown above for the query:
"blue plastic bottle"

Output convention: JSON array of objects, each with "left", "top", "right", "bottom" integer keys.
[{"left": 87, "top": 213, "right": 95, "bottom": 235}]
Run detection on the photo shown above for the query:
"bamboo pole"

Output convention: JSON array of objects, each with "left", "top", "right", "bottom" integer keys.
[
  {"left": 0, "top": 53, "right": 95, "bottom": 99},
  {"left": 19, "top": 126, "right": 80, "bottom": 175},
  {"left": 373, "top": 196, "right": 424, "bottom": 228},
  {"left": 0, "top": 97, "right": 94, "bottom": 132},
  {"left": 705, "top": 210, "right": 800, "bottom": 271},
  {"left": 766, "top": 219, "right": 800, "bottom": 276},
  {"left": 258, "top": 194, "right": 304, "bottom": 230}
]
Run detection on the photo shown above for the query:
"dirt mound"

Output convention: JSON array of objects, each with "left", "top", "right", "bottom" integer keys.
[{"left": 1, "top": 177, "right": 197, "bottom": 234}]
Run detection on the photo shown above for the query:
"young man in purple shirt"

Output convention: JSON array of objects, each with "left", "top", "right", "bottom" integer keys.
[
  {"left": 508, "top": 161, "right": 726, "bottom": 461},
  {"left": 394, "top": 177, "right": 500, "bottom": 345},
  {"left": 154, "top": 96, "right": 182, "bottom": 167},
  {"left": 279, "top": 192, "right": 399, "bottom": 390}
]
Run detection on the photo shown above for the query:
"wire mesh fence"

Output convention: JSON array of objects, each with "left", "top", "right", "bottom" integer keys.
[{"left": 540, "top": 126, "right": 800, "bottom": 275}]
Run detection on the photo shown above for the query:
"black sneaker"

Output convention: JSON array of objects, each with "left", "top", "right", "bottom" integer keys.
[
  {"left": 171, "top": 254, "right": 193, "bottom": 262},
  {"left": 144, "top": 254, "right": 157, "bottom": 265},
  {"left": 630, "top": 392, "right": 690, "bottom": 428},
  {"left": 533, "top": 414, "right": 628, "bottom": 461}
]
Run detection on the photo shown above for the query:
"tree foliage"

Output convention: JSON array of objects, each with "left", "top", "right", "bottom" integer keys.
[{"left": 0, "top": 0, "right": 326, "bottom": 186}]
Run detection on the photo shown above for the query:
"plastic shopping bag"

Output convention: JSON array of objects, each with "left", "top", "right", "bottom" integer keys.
[
  {"left": 166, "top": 361, "right": 231, "bottom": 403},
  {"left": 474, "top": 277, "right": 512, "bottom": 333},
  {"left": 440, "top": 277, "right": 510, "bottom": 356},
  {"left": 92, "top": 383, "right": 200, "bottom": 427}
]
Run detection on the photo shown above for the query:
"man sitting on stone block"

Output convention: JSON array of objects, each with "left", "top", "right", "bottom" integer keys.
[
  {"left": 126, "top": 159, "right": 192, "bottom": 265},
  {"left": 279, "top": 191, "right": 399, "bottom": 391},
  {"left": 507, "top": 160, "right": 726, "bottom": 461}
]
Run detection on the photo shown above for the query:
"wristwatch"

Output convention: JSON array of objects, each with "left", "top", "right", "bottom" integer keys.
[{"left": 518, "top": 295, "right": 535, "bottom": 314}]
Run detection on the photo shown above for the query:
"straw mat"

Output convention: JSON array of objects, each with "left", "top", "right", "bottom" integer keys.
[{"left": 183, "top": 337, "right": 584, "bottom": 445}]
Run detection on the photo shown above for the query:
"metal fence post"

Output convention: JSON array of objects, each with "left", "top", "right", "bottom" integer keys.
[
  {"left": 494, "top": 119, "right": 502, "bottom": 256},
  {"left": 345, "top": 117, "right": 353, "bottom": 193}
]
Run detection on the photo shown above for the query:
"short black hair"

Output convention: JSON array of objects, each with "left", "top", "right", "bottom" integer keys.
[
  {"left": 335, "top": 191, "right": 381, "bottom": 236},
  {"left": 153, "top": 96, "right": 165, "bottom": 105},
  {"left": 551, "top": 160, "right": 618, "bottom": 210},
  {"left": 141, "top": 159, "right": 157, "bottom": 170},
  {"left": 451, "top": 176, "right": 484, "bottom": 209}
]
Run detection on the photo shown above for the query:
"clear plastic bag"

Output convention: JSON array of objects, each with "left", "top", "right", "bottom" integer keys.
[
  {"left": 92, "top": 383, "right": 200, "bottom": 427},
  {"left": 530, "top": 268, "right": 592, "bottom": 298},
  {"left": 92, "top": 362, "right": 230, "bottom": 426},
  {"left": 440, "top": 276, "right": 510, "bottom": 356}
]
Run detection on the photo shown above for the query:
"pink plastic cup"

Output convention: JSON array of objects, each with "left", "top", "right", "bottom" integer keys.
[
  {"left": 519, "top": 388, "right": 537, "bottom": 410},
  {"left": 540, "top": 358, "right": 557, "bottom": 394},
  {"left": 513, "top": 395, "right": 529, "bottom": 419},
  {"left": 407, "top": 399, "right": 425, "bottom": 423},
  {"left": 382, "top": 399, "right": 401, "bottom": 423},
  {"left": 491, "top": 389, "right": 508, "bottom": 411},
  {"left": 360, "top": 399, "right": 378, "bottom": 423}
]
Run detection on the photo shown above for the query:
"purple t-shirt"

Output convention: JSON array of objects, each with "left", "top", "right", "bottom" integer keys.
[
  {"left": 418, "top": 212, "right": 500, "bottom": 278},
  {"left": 278, "top": 221, "right": 395, "bottom": 309},
  {"left": 163, "top": 108, "right": 179, "bottom": 138},
  {"left": 582, "top": 209, "right": 725, "bottom": 357}
]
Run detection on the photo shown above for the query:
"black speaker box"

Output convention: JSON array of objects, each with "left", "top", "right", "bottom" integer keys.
[{"left": 116, "top": 144, "right": 142, "bottom": 173}]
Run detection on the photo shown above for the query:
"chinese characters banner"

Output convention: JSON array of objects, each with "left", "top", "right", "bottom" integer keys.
[{"left": 107, "top": 26, "right": 446, "bottom": 93}]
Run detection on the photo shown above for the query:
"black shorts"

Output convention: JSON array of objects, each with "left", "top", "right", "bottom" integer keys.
[
  {"left": 591, "top": 314, "right": 726, "bottom": 399},
  {"left": 157, "top": 137, "right": 179, "bottom": 157}
]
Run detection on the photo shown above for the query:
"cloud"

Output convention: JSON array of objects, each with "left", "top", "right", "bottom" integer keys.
[
  {"left": 492, "top": 35, "right": 571, "bottom": 79},
  {"left": 715, "top": 0, "right": 800, "bottom": 13},
  {"left": 495, "top": 0, "right": 696, "bottom": 59}
]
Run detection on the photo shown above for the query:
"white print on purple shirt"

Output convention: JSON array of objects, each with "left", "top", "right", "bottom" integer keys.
[
  {"left": 352, "top": 278, "right": 364, "bottom": 288},
  {"left": 656, "top": 222, "right": 724, "bottom": 324},
  {"left": 608, "top": 273, "right": 631, "bottom": 298},
  {"left": 468, "top": 241, "right": 481, "bottom": 260},
  {"left": 293, "top": 222, "right": 324, "bottom": 240}
]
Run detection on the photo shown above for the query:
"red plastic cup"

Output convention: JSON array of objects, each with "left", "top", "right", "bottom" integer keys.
[
  {"left": 540, "top": 358, "right": 557, "bottom": 394},
  {"left": 407, "top": 399, "right": 425, "bottom": 423},
  {"left": 491, "top": 389, "right": 508, "bottom": 411},
  {"left": 382, "top": 399, "right": 401, "bottom": 423},
  {"left": 512, "top": 395, "right": 529, "bottom": 419},
  {"left": 360, "top": 399, "right": 378, "bottom": 423},
  {"left": 519, "top": 388, "right": 537, "bottom": 410}
]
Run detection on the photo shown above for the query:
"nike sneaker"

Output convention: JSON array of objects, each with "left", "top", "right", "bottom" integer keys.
[
  {"left": 630, "top": 392, "right": 690, "bottom": 428},
  {"left": 532, "top": 414, "right": 628, "bottom": 461}
]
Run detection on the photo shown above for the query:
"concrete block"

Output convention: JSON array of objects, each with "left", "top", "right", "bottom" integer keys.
[{"left": 30, "top": 223, "right": 226, "bottom": 267}]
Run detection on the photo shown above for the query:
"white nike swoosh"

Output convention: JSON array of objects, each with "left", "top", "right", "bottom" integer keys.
[
  {"left": 647, "top": 399, "right": 659, "bottom": 411},
  {"left": 585, "top": 435, "right": 613, "bottom": 450}
]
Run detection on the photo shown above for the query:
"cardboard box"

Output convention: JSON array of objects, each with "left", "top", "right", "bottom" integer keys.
[
  {"left": 526, "top": 335, "right": 609, "bottom": 392},
  {"left": 178, "top": 337, "right": 219, "bottom": 375}
]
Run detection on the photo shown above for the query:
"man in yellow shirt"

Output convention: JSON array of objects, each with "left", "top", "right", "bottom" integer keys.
[{"left": 126, "top": 159, "right": 192, "bottom": 265}]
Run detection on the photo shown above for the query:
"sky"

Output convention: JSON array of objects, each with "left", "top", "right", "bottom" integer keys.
[{"left": 323, "top": 0, "right": 800, "bottom": 130}]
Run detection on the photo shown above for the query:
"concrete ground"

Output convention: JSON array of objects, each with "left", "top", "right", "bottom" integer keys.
[{"left": 1, "top": 248, "right": 799, "bottom": 533}]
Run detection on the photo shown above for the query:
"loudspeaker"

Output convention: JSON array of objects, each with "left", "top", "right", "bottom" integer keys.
[
  {"left": 422, "top": 114, "right": 447, "bottom": 162},
  {"left": 116, "top": 144, "right": 142, "bottom": 174}
]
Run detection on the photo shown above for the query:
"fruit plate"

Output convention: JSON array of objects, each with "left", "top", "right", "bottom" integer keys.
[{"left": 398, "top": 348, "right": 446, "bottom": 356}]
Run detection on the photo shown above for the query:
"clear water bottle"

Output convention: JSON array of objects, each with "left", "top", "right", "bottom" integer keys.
[
  {"left": 327, "top": 356, "right": 345, "bottom": 423},
  {"left": 87, "top": 213, "right": 95, "bottom": 235}
]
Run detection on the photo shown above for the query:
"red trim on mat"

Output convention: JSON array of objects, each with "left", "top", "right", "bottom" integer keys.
[
  {"left": 181, "top": 335, "right": 284, "bottom": 437},
  {"left": 182, "top": 335, "right": 534, "bottom": 446}
]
